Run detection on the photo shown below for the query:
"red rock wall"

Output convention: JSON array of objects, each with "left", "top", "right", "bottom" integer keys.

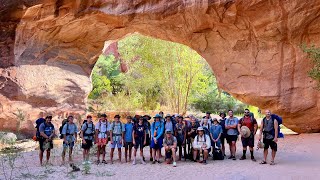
[{"left": 0, "top": 0, "right": 319, "bottom": 133}]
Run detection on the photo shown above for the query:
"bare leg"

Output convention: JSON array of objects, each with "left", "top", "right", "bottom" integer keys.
[
  {"left": 118, "top": 148, "right": 122, "bottom": 162},
  {"left": 231, "top": 141, "right": 236, "bottom": 156},
  {"left": 263, "top": 149, "right": 268, "bottom": 162},
  {"left": 152, "top": 148, "right": 156, "bottom": 161},
  {"left": 156, "top": 149, "right": 160, "bottom": 161},
  {"left": 69, "top": 148, "right": 73, "bottom": 162},
  {"left": 46, "top": 150, "right": 51, "bottom": 163},
  {"left": 271, "top": 150, "right": 276, "bottom": 162},
  {"left": 97, "top": 146, "right": 101, "bottom": 161},
  {"left": 129, "top": 146, "right": 132, "bottom": 161},
  {"left": 110, "top": 148, "right": 114, "bottom": 163},
  {"left": 39, "top": 150, "right": 44, "bottom": 166},
  {"left": 172, "top": 148, "right": 177, "bottom": 162},
  {"left": 193, "top": 149, "right": 198, "bottom": 161},
  {"left": 204, "top": 150, "right": 208, "bottom": 161},
  {"left": 102, "top": 145, "right": 106, "bottom": 161},
  {"left": 61, "top": 148, "right": 66, "bottom": 164},
  {"left": 125, "top": 146, "right": 128, "bottom": 162}
]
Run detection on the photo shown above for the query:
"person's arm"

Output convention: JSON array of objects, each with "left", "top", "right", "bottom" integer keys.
[
  {"left": 237, "top": 119, "right": 242, "bottom": 134},
  {"left": 163, "top": 138, "right": 167, "bottom": 148},
  {"left": 132, "top": 128, "right": 136, "bottom": 145},
  {"left": 253, "top": 118, "right": 258, "bottom": 135},
  {"left": 109, "top": 123, "right": 114, "bottom": 143},
  {"left": 150, "top": 123, "right": 154, "bottom": 138},
  {"left": 273, "top": 120, "right": 278, "bottom": 142},
  {"left": 259, "top": 119, "right": 264, "bottom": 141},
  {"left": 225, "top": 119, "right": 229, "bottom": 129},
  {"left": 49, "top": 127, "right": 55, "bottom": 140},
  {"left": 173, "top": 138, "right": 177, "bottom": 149},
  {"left": 39, "top": 124, "right": 49, "bottom": 139},
  {"left": 121, "top": 124, "right": 125, "bottom": 143},
  {"left": 156, "top": 123, "right": 164, "bottom": 140},
  {"left": 206, "top": 135, "right": 211, "bottom": 149},
  {"left": 192, "top": 136, "right": 199, "bottom": 149},
  {"left": 80, "top": 124, "right": 85, "bottom": 142},
  {"left": 74, "top": 125, "right": 78, "bottom": 142},
  {"left": 183, "top": 127, "right": 187, "bottom": 145},
  {"left": 62, "top": 124, "right": 67, "bottom": 143},
  {"left": 94, "top": 123, "right": 99, "bottom": 143},
  {"left": 216, "top": 126, "right": 222, "bottom": 140},
  {"left": 144, "top": 128, "right": 147, "bottom": 145}
]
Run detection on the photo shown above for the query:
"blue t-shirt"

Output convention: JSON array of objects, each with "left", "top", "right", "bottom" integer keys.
[
  {"left": 225, "top": 117, "right": 239, "bottom": 135},
  {"left": 39, "top": 123, "right": 55, "bottom": 137},
  {"left": 124, "top": 123, "right": 133, "bottom": 142},
  {"left": 62, "top": 123, "right": 78, "bottom": 142},
  {"left": 134, "top": 124, "right": 146, "bottom": 138},
  {"left": 210, "top": 124, "right": 222, "bottom": 139},
  {"left": 164, "top": 121, "right": 174, "bottom": 132}
]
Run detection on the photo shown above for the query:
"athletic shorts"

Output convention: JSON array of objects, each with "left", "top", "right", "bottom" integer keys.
[
  {"left": 226, "top": 135, "right": 238, "bottom": 144},
  {"left": 220, "top": 133, "right": 226, "bottom": 146},
  {"left": 110, "top": 140, "right": 122, "bottom": 149},
  {"left": 39, "top": 139, "right": 53, "bottom": 151},
  {"left": 134, "top": 137, "right": 145, "bottom": 149},
  {"left": 82, "top": 139, "right": 93, "bottom": 149},
  {"left": 263, "top": 138, "right": 277, "bottom": 151},
  {"left": 194, "top": 147, "right": 211, "bottom": 153},
  {"left": 124, "top": 142, "right": 133, "bottom": 149},
  {"left": 241, "top": 136, "right": 254, "bottom": 148},
  {"left": 97, "top": 138, "right": 108, "bottom": 146},
  {"left": 150, "top": 137, "right": 163, "bottom": 150},
  {"left": 63, "top": 141, "right": 75, "bottom": 149}
]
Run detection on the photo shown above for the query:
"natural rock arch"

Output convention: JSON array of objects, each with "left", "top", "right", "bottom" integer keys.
[{"left": 0, "top": 0, "right": 319, "bottom": 134}]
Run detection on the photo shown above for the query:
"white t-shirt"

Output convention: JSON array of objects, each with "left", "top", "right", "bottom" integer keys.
[{"left": 95, "top": 121, "right": 109, "bottom": 138}]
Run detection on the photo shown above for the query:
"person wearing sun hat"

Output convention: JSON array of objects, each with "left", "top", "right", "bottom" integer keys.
[
  {"left": 237, "top": 109, "right": 258, "bottom": 161},
  {"left": 150, "top": 114, "right": 164, "bottom": 164},
  {"left": 193, "top": 127, "right": 211, "bottom": 164},
  {"left": 210, "top": 118, "right": 222, "bottom": 151},
  {"left": 164, "top": 114, "right": 175, "bottom": 134}
]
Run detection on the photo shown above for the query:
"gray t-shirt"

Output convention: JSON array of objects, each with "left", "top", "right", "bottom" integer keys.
[
  {"left": 109, "top": 122, "right": 125, "bottom": 142},
  {"left": 263, "top": 118, "right": 276, "bottom": 140},
  {"left": 62, "top": 123, "right": 78, "bottom": 142},
  {"left": 81, "top": 122, "right": 95, "bottom": 140},
  {"left": 165, "top": 121, "right": 174, "bottom": 132},
  {"left": 163, "top": 136, "right": 177, "bottom": 146},
  {"left": 225, "top": 117, "right": 239, "bottom": 135}
]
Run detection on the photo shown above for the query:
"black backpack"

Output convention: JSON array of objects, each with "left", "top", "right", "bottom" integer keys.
[
  {"left": 35, "top": 118, "right": 45, "bottom": 140},
  {"left": 59, "top": 119, "right": 68, "bottom": 139},
  {"left": 213, "top": 147, "right": 224, "bottom": 160},
  {"left": 82, "top": 122, "right": 95, "bottom": 138}
]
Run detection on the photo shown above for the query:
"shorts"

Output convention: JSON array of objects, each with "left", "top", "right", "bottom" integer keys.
[
  {"left": 145, "top": 135, "right": 151, "bottom": 146},
  {"left": 212, "top": 140, "right": 221, "bottom": 148},
  {"left": 134, "top": 137, "right": 145, "bottom": 149},
  {"left": 241, "top": 136, "right": 254, "bottom": 148},
  {"left": 226, "top": 135, "right": 238, "bottom": 144},
  {"left": 97, "top": 138, "right": 108, "bottom": 146},
  {"left": 124, "top": 142, "right": 133, "bottom": 149},
  {"left": 82, "top": 139, "right": 93, "bottom": 149},
  {"left": 110, "top": 140, "right": 122, "bottom": 149},
  {"left": 150, "top": 137, "right": 163, "bottom": 150},
  {"left": 39, "top": 139, "right": 53, "bottom": 151},
  {"left": 263, "top": 138, "right": 277, "bottom": 151},
  {"left": 165, "top": 148, "right": 177, "bottom": 159},
  {"left": 193, "top": 147, "right": 211, "bottom": 153},
  {"left": 63, "top": 141, "right": 75, "bottom": 149},
  {"left": 220, "top": 133, "right": 226, "bottom": 146}
]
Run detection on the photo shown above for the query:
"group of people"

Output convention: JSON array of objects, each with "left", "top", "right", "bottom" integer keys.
[{"left": 35, "top": 109, "right": 280, "bottom": 167}]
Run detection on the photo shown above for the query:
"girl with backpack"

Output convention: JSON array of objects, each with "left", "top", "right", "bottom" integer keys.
[
  {"left": 80, "top": 115, "right": 95, "bottom": 164},
  {"left": 95, "top": 114, "right": 109, "bottom": 164}
]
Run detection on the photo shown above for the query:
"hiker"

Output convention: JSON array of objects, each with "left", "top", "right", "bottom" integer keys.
[
  {"left": 201, "top": 112, "right": 212, "bottom": 125},
  {"left": 193, "top": 127, "right": 211, "bottom": 164},
  {"left": 143, "top": 115, "right": 153, "bottom": 161},
  {"left": 187, "top": 116, "right": 199, "bottom": 159},
  {"left": 150, "top": 114, "right": 164, "bottom": 164},
  {"left": 175, "top": 116, "right": 187, "bottom": 161},
  {"left": 259, "top": 110, "right": 279, "bottom": 165},
  {"left": 163, "top": 129, "right": 177, "bottom": 167},
  {"left": 80, "top": 115, "right": 95, "bottom": 164},
  {"left": 219, "top": 112, "right": 227, "bottom": 156},
  {"left": 61, "top": 115, "right": 78, "bottom": 164},
  {"left": 38, "top": 116, "right": 55, "bottom": 166},
  {"left": 164, "top": 114, "right": 175, "bottom": 133},
  {"left": 132, "top": 117, "right": 147, "bottom": 165},
  {"left": 201, "top": 117, "right": 211, "bottom": 136},
  {"left": 225, "top": 110, "right": 239, "bottom": 160},
  {"left": 124, "top": 116, "right": 134, "bottom": 163},
  {"left": 109, "top": 114, "right": 125, "bottom": 163},
  {"left": 238, "top": 109, "right": 258, "bottom": 161},
  {"left": 95, "top": 113, "right": 109, "bottom": 164},
  {"left": 210, "top": 118, "right": 223, "bottom": 160}
]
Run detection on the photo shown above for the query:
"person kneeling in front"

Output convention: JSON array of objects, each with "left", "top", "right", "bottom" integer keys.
[
  {"left": 193, "top": 127, "right": 211, "bottom": 164},
  {"left": 163, "top": 129, "right": 177, "bottom": 167}
]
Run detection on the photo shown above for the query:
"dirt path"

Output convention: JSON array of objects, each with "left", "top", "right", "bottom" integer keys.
[{"left": 0, "top": 134, "right": 319, "bottom": 180}]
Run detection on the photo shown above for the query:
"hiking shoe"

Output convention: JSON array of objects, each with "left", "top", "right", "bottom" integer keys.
[
  {"left": 152, "top": 161, "right": 156, "bottom": 164},
  {"left": 228, "top": 156, "right": 233, "bottom": 159},
  {"left": 251, "top": 157, "right": 256, "bottom": 162},
  {"left": 157, "top": 160, "right": 161, "bottom": 164},
  {"left": 141, "top": 160, "right": 146, "bottom": 165},
  {"left": 82, "top": 161, "right": 87, "bottom": 165},
  {"left": 150, "top": 157, "right": 153, "bottom": 161},
  {"left": 132, "top": 159, "right": 136, "bottom": 165},
  {"left": 232, "top": 156, "right": 236, "bottom": 160},
  {"left": 203, "top": 160, "right": 207, "bottom": 165},
  {"left": 173, "top": 162, "right": 177, "bottom": 167},
  {"left": 240, "top": 156, "right": 246, "bottom": 160},
  {"left": 95, "top": 160, "right": 100, "bottom": 165}
]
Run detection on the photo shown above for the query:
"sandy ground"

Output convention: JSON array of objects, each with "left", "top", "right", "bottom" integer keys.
[{"left": 0, "top": 133, "right": 319, "bottom": 180}]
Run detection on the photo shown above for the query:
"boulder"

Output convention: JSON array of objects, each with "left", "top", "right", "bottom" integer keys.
[{"left": 0, "top": 0, "right": 319, "bottom": 133}]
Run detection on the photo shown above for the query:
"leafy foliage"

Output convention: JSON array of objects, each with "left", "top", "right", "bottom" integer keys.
[{"left": 302, "top": 44, "right": 320, "bottom": 89}]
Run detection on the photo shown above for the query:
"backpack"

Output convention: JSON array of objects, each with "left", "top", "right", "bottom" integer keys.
[
  {"left": 82, "top": 122, "right": 95, "bottom": 138},
  {"left": 163, "top": 120, "right": 175, "bottom": 134},
  {"left": 263, "top": 114, "right": 284, "bottom": 138},
  {"left": 111, "top": 121, "right": 123, "bottom": 134},
  {"left": 59, "top": 119, "right": 69, "bottom": 139},
  {"left": 35, "top": 118, "right": 45, "bottom": 140},
  {"left": 213, "top": 146, "right": 224, "bottom": 160}
]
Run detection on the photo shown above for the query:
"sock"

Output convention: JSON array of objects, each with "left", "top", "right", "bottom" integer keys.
[
  {"left": 243, "top": 150, "right": 246, "bottom": 157},
  {"left": 250, "top": 150, "right": 254, "bottom": 158}
]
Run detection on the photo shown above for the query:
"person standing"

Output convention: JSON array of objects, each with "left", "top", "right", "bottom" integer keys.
[
  {"left": 175, "top": 116, "right": 187, "bottom": 161},
  {"left": 124, "top": 116, "right": 134, "bottom": 163},
  {"left": 219, "top": 112, "right": 227, "bottom": 156},
  {"left": 210, "top": 118, "right": 222, "bottom": 151},
  {"left": 150, "top": 114, "right": 164, "bottom": 164},
  {"left": 237, "top": 109, "right": 258, "bottom": 161},
  {"left": 80, "top": 115, "right": 95, "bottom": 164},
  {"left": 61, "top": 115, "right": 78, "bottom": 164},
  {"left": 187, "top": 117, "right": 199, "bottom": 159},
  {"left": 259, "top": 110, "right": 279, "bottom": 165},
  {"left": 38, "top": 116, "right": 55, "bottom": 166},
  {"left": 95, "top": 114, "right": 109, "bottom": 164},
  {"left": 225, "top": 110, "right": 238, "bottom": 160},
  {"left": 109, "top": 115, "right": 125, "bottom": 164},
  {"left": 132, "top": 117, "right": 147, "bottom": 165}
]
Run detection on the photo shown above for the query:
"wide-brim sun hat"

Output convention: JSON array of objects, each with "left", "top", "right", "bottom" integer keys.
[
  {"left": 197, "top": 127, "right": 204, "bottom": 131},
  {"left": 257, "top": 141, "right": 265, "bottom": 148},
  {"left": 165, "top": 114, "right": 171, "bottom": 118},
  {"left": 165, "top": 129, "right": 172, "bottom": 134},
  {"left": 153, "top": 114, "right": 162, "bottom": 119},
  {"left": 241, "top": 126, "right": 251, "bottom": 138}
]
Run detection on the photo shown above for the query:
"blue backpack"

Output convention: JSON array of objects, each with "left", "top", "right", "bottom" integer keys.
[{"left": 263, "top": 114, "right": 284, "bottom": 138}]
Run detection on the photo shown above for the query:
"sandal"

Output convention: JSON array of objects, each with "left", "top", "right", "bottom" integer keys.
[
  {"left": 260, "top": 160, "right": 267, "bottom": 164},
  {"left": 96, "top": 160, "right": 100, "bottom": 165},
  {"left": 102, "top": 160, "right": 107, "bottom": 164},
  {"left": 270, "top": 161, "right": 276, "bottom": 165}
]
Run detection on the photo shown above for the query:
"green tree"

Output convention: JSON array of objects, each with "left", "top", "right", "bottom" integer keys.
[{"left": 302, "top": 44, "right": 320, "bottom": 89}]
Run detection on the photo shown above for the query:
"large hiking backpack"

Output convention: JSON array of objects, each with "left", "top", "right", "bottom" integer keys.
[
  {"left": 81, "top": 122, "right": 95, "bottom": 138},
  {"left": 263, "top": 114, "right": 284, "bottom": 138},
  {"left": 59, "top": 119, "right": 68, "bottom": 139},
  {"left": 213, "top": 146, "right": 224, "bottom": 160},
  {"left": 35, "top": 118, "right": 45, "bottom": 141}
]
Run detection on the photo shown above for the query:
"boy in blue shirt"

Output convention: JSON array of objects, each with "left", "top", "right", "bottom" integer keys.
[
  {"left": 210, "top": 118, "right": 222, "bottom": 151},
  {"left": 150, "top": 114, "right": 164, "bottom": 164},
  {"left": 124, "top": 116, "right": 134, "bottom": 163}
]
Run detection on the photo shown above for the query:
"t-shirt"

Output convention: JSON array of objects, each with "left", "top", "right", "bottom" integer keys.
[
  {"left": 193, "top": 134, "right": 211, "bottom": 149},
  {"left": 225, "top": 117, "right": 239, "bottom": 135},
  {"left": 239, "top": 116, "right": 257, "bottom": 132},
  {"left": 164, "top": 121, "right": 174, "bottom": 132},
  {"left": 188, "top": 123, "right": 199, "bottom": 139},
  {"left": 39, "top": 123, "right": 55, "bottom": 137},
  {"left": 109, "top": 121, "right": 125, "bottom": 142},
  {"left": 219, "top": 118, "right": 227, "bottom": 134},
  {"left": 175, "top": 123, "right": 186, "bottom": 142},
  {"left": 124, "top": 123, "right": 134, "bottom": 142},
  {"left": 163, "top": 136, "right": 177, "bottom": 146},
  {"left": 95, "top": 121, "right": 109, "bottom": 138},
  {"left": 202, "top": 124, "right": 211, "bottom": 135},
  {"left": 134, "top": 124, "right": 146, "bottom": 138},
  {"left": 62, "top": 123, "right": 78, "bottom": 142},
  {"left": 210, "top": 124, "right": 222, "bottom": 139},
  {"left": 81, "top": 122, "right": 95, "bottom": 140}
]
